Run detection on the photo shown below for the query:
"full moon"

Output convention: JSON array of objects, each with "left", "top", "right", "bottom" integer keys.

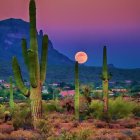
[{"left": 75, "top": 51, "right": 88, "bottom": 64}]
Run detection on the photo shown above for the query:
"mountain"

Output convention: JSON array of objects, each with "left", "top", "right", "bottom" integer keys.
[
  {"left": 0, "top": 18, "right": 74, "bottom": 79},
  {"left": 0, "top": 18, "right": 74, "bottom": 65},
  {"left": 0, "top": 18, "right": 140, "bottom": 84}
]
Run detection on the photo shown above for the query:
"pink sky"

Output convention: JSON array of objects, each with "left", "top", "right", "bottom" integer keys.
[
  {"left": 0, "top": 0, "right": 140, "bottom": 68},
  {"left": 0, "top": 0, "right": 139, "bottom": 32}
]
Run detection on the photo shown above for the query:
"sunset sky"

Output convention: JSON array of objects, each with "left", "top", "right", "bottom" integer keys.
[{"left": 0, "top": 0, "right": 140, "bottom": 68}]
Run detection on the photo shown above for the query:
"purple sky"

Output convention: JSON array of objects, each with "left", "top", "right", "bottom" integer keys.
[{"left": 0, "top": 0, "right": 140, "bottom": 68}]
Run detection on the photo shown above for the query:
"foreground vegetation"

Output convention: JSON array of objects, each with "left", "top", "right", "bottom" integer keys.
[{"left": 0, "top": 96, "right": 140, "bottom": 139}]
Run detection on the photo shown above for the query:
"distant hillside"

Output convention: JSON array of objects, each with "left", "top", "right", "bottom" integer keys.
[
  {"left": 0, "top": 18, "right": 140, "bottom": 83},
  {"left": 0, "top": 18, "right": 74, "bottom": 79},
  {"left": 0, "top": 18, "right": 74, "bottom": 77}
]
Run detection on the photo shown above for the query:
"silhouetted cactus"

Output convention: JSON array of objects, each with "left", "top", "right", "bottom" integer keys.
[
  {"left": 12, "top": 0, "right": 48, "bottom": 128},
  {"left": 75, "top": 61, "right": 79, "bottom": 120},
  {"left": 9, "top": 76, "right": 14, "bottom": 111}
]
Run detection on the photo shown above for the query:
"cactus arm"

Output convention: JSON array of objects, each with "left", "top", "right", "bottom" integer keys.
[
  {"left": 21, "top": 38, "right": 29, "bottom": 68},
  {"left": 28, "top": 49, "right": 37, "bottom": 88},
  {"left": 12, "top": 57, "right": 30, "bottom": 97},
  {"left": 40, "top": 35, "right": 48, "bottom": 84},
  {"left": 74, "top": 61, "right": 79, "bottom": 120}
]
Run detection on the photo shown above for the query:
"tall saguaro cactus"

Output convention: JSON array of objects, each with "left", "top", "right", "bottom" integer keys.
[
  {"left": 101, "top": 46, "right": 111, "bottom": 116},
  {"left": 75, "top": 61, "right": 80, "bottom": 120},
  {"left": 9, "top": 76, "right": 14, "bottom": 111},
  {"left": 102, "top": 46, "right": 108, "bottom": 113},
  {"left": 12, "top": 0, "right": 48, "bottom": 127}
]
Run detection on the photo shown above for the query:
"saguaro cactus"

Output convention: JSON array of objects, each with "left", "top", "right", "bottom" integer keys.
[
  {"left": 12, "top": 0, "right": 48, "bottom": 127},
  {"left": 9, "top": 76, "right": 14, "bottom": 111},
  {"left": 75, "top": 61, "right": 80, "bottom": 120},
  {"left": 101, "top": 46, "right": 111, "bottom": 116}
]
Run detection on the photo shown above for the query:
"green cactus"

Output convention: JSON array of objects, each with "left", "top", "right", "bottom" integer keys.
[
  {"left": 12, "top": 0, "right": 48, "bottom": 127},
  {"left": 9, "top": 76, "right": 14, "bottom": 111},
  {"left": 74, "top": 61, "right": 80, "bottom": 120},
  {"left": 101, "top": 46, "right": 111, "bottom": 116}
]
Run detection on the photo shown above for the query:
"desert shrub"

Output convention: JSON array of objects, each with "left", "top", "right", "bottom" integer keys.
[
  {"left": 132, "top": 105, "right": 140, "bottom": 117},
  {"left": 75, "top": 128, "right": 92, "bottom": 140},
  {"left": 109, "top": 97, "right": 136, "bottom": 120},
  {"left": 79, "top": 96, "right": 91, "bottom": 120},
  {"left": 89, "top": 98, "right": 136, "bottom": 120},
  {"left": 0, "top": 104, "right": 5, "bottom": 119},
  {"left": 93, "top": 92, "right": 103, "bottom": 99},
  {"left": 12, "top": 104, "right": 32, "bottom": 130},
  {"left": 36, "top": 119, "right": 55, "bottom": 139},
  {"left": 61, "top": 97, "right": 74, "bottom": 113},
  {"left": 42, "top": 100, "right": 63, "bottom": 115},
  {"left": 42, "top": 101, "right": 56, "bottom": 114},
  {"left": 55, "top": 128, "right": 92, "bottom": 140},
  {"left": 10, "top": 130, "right": 41, "bottom": 140},
  {"left": 89, "top": 100, "right": 103, "bottom": 119}
]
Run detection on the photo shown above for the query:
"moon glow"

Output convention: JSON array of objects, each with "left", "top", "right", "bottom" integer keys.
[{"left": 75, "top": 51, "right": 88, "bottom": 64}]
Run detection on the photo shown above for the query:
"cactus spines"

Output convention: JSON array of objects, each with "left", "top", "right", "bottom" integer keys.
[
  {"left": 9, "top": 77, "right": 14, "bottom": 110},
  {"left": 74, "top": 61, "right": 80, "bottom": 120},
  {"left": 12, "top": 0, "right": 48, "bottom": 128}
]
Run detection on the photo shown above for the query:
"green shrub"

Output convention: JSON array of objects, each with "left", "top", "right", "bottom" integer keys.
[
  {"left": 42, "top": 100, "right": 63, "bottom": 115},
  {"left": 0, "top": 104, "right": 5, "bottom": 119},
  {"left": 89, "top": 98, "right": 136, "bottom": 120},
  {"left": 132, "top": 105, "right": 140, "bottom": 117},
  {"left": 93, "top": 92, "right": 103, "bottom": 99},
  {"left": 36, "top": 119, "right": 54, "bottom": 139},
  {"left": 12, "top": 104, "right": 32, "bottom": 130},
  {"left": 109, "top": 97, "right": 136, "bottom": 120},
  {"left": 89, "top": 100, "right": 103, "bottom": 119},
  {"left": 54, "top": 129, "right": 92, "bottom": 140}
]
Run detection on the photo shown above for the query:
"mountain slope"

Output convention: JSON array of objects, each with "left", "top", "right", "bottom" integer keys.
[{"left": 0, "top": 18, "right": 73, "bottom": 65}]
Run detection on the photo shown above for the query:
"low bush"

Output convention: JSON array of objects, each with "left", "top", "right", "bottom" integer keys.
[
  {"left": 92, "top": 92, "right": 103, "bottom": 99},
  {"left": 60, "top": 97, "right": 74, "bottom": 113},
  {"left": 36, "top": 119, "right": 55, "bottom": 139},
  {"left": 109, "top": 97, "right": 136, "bottom": 120},
  {"left": 42, "top": 100, "right": 63, "bottom": 115},
  {"left": 52, "top": 128, "right": 92, "bottom": 140},
  {"left": 132, "top": 105, "right": 140, "bottom": 117},
  {"left": 0, "top": 104, "right": 5, "bottom": 119},
  {"left": 89, "top": 97, "right": 136, "bottom": 120},
  {"left": 89, "top": 100, "right": 103, "bottom": 119},
  {"left": 12, "top": 104, "right": 32, "bottom": 130},
  {"left": 10, "top": 130, "right": 41, "bottom": 139}
]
